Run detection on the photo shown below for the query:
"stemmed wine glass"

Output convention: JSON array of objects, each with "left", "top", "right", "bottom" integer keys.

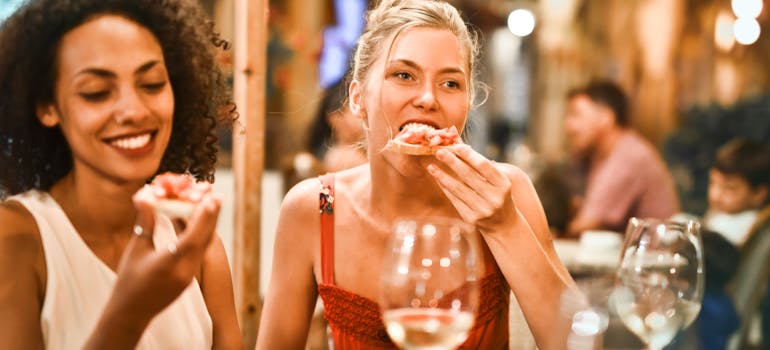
[
  {"left": 609, "top": 218, "right": 704, "bottom": 350},
  {"left": 380, "top": 217, "right": 481, "bottom": 350}
]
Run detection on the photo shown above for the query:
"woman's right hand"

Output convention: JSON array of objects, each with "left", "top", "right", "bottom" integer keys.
[{"left": 84, "top": 192, "right": 221, "bottom": 349}]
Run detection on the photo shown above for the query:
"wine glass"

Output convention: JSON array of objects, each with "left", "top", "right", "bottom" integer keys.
[
  {"left": 380, "top": 216, "right": 482, "bottom": 350},
  {"left": 609, "top": 218, "right": 704, "bottom": 350}
]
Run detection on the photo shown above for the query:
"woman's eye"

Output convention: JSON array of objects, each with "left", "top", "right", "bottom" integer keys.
[
  {"left": 142, "top": 81, "right": 167, "bottom": 93},
  {"left": 79, "top": 91, "right": 110, "bottom": 102},
  {"left": 444, "top": 80, "right": 460, "bottom": 89},
  {"left": 394, "top": 72, "right": 413, "bottom": 81}
]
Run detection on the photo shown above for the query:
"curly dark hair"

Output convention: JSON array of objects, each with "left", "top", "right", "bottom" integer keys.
[{"left": 0, "top": 0, "right": 235, "bottom": 195}]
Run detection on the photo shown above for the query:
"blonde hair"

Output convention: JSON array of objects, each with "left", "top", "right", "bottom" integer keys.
[{"left": 352, "top": 0, "right": 484, "bottom": 106}]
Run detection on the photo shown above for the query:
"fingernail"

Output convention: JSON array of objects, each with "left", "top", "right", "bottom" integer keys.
[{"left": 427, "top": 164, "right": 437, "bottom": 173}]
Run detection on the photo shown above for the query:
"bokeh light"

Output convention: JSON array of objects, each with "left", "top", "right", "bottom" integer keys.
[
  {"left": 734, "top": 17, "right": 761, "bottom": 45},
  {"left": 732, "top": 0, "right": 763, "bottom": 19},
  {"left": 507, "top": 9, "right": 536, "bottom": 37}
]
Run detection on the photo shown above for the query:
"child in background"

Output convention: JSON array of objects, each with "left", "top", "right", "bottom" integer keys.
[
  {"left": 702, "top": 138, "right": 770, "bottom": 349},
  {"left": 703, "top": 138, "right": 770, "bottom": 247}
]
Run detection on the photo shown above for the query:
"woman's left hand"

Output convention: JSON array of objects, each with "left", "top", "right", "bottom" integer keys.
[{"left": 427, "top": 144, "right": 517, "bottom": 233}]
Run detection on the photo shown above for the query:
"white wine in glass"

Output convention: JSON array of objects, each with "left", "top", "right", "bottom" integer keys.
[
  {"left": 609, "top": 218, "right": 704, "bottom": 350},
  {"left": 380, "top": 217, "right": 481, "bottom": 350}
]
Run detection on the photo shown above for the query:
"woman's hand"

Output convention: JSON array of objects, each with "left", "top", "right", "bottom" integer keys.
[
  {"left": 427, "top": 144, "right": 517, "bottom": 233},
  {"left": 83, "top": 192, "right": 221, "bottom": 349},
  {"left": 429, "top": 144, "right": 575, "bottom": 350}
]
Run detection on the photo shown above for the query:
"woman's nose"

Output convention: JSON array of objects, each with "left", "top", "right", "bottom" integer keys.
[
  {"left": 413, "top": 82, "right": 438, "bottom": 111},
  {"left": 114, "top": 88, "right": 149, "bottom": 125}
]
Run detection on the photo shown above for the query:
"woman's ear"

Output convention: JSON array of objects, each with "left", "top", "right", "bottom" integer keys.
[
  {"left": 36, "top": 103, "right": 60, "bottom": 127},
  {"left": 348, "top": 80, "right": 365, "bottom": 120}
]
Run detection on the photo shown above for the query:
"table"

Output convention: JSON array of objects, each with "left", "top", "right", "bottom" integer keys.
[
  {"left": 553, "top": 238, "right": 621, "bottom": 278},
  {"left": 552, "top": 237, "right": 646, "bottom": 349}
]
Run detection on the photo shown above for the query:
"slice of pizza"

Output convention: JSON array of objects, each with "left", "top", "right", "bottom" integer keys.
[
  {"left": 136, "top": 172, "right": 212, "bottom": 221},
  {"left": 385, "top": 123, "right": 462, "bottom": 155}
]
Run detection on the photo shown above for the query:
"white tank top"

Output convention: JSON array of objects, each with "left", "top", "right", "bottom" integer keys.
[{"left": 12, "top": 190, "right": 213, "bottom": 350}]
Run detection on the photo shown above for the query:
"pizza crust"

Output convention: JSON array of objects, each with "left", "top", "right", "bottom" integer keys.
[
  {"left": 155, "top": 198, "right": 197, "bottom": 220},
  {"left": 385, "top": 139, "right": 441, "bottom": 155}
]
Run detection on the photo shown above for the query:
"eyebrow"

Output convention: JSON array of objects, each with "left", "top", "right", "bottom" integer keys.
[
  {"left": 74, "top": 60, "right": 164, "bottom": 79},
  {"left": 388, "top": 59, "right": 465, "bottom": 75}
]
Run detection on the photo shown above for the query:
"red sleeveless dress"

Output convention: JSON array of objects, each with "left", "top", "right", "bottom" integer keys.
[{"left": 317, "top": 174, "right": 511, "bottom": 349}]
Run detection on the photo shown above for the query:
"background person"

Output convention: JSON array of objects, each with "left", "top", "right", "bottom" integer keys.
[
  {"left": 307, "top": 77, "right": 368, "bottom": 173},
  {"left": 0, "top": 0, "right": 241, "bottom": 348},
  {"left": 702, "top": 138, "right": 770, "bottom": 349},
  {"left": 702, "top": 138, "right": 770, "bottom": 247},
  {"left": 564, "top": 79, "right": 679, "bottom": 235}
]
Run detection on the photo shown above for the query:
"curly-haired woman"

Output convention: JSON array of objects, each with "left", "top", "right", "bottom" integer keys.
[{"left": 0, "top": 0, "right": 241, "bottom": 348}]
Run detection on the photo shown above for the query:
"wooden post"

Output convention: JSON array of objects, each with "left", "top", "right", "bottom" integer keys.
[{"left": 232, "top": 0, "right": 266, "bottom": 347}]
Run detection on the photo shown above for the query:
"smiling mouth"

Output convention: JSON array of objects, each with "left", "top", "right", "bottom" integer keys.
[{"left": 107, "top": 132, "right": 154, "bottom": 150}]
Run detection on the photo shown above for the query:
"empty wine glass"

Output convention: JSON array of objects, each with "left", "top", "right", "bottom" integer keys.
[
  {"left": 609, "top": 218, "right": 704, "bottom": 350},
  {"left": 380, "top": 217, "right": 481, "bottom": 350}
]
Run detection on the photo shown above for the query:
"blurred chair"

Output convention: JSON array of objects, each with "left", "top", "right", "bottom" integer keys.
[{"left": 727, "top": 214, "right": 770, "bottom": 350}]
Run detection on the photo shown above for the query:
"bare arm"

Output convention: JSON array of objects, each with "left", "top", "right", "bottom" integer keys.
[
  {"left": 256, "top": 179, "right": 320, "bottom": 349},
  {"left": 427, "top": 145, "right": 577, "bottom": 350},
  {"left": 0, "top": 203, "right": 45, "bottom": 349},
  {"left": 201, "top": 234, "right": 242, "bottom": 349}
]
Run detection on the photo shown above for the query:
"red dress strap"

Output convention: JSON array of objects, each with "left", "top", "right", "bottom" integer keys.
[{"left": 319, "top": 173, "right": 336, "bottom": 285}]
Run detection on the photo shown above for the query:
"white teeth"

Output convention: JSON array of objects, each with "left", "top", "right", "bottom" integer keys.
[
  {"left": 110, "top": 133, "right": 151, "bottom": 150},
  {"left": 402, "top": 122, "right": 436, "bottom": 130}
]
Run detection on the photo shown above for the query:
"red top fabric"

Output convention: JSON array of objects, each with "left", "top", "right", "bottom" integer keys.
[{"left": 317, "top": 174, "right": 511, "bottom": 349}]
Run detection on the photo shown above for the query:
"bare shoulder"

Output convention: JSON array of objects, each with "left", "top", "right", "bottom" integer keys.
[
  {"left": 280, "top": 176, "right": 324, "bottom": 218},
  {"left": 0, "top": 200, "right": 41, "bottom": 252},
  {"left": 273, "top": 177, "right": 325, "bottom": 257},
  {"left": 0, "top": 199, "right": 44, "bottom": 292},
  {"left": 493, "top": 162, "right": 534, "bottom": 186}
]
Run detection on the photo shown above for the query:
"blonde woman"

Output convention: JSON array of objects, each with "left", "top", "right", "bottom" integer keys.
[{"left": 257, "top": 0, "right": 577, "bottom": 348}]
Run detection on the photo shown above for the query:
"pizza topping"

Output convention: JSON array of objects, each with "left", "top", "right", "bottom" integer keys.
[
  {"left": 150, "top": 172, "right": 211, "bottom": 203},
  {"left": 394, "top": 124, "right": 460, "bottom": 147}
]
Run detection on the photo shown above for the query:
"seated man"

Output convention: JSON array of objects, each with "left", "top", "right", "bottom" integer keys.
[{"left": 564, "top": 80, "right": 680, "bottom": 235}]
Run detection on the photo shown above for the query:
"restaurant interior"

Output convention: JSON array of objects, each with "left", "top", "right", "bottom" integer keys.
[
  {"left": 209, "top": 0, "right": 770, "bottom": 348},
  {"left": 2, "top": 0, "right": 769, "bottom": 348}
]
